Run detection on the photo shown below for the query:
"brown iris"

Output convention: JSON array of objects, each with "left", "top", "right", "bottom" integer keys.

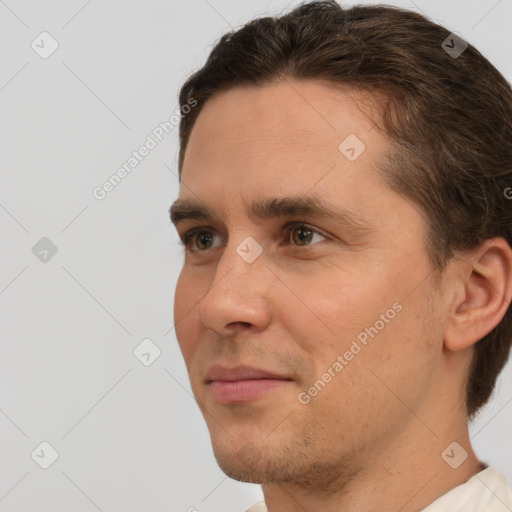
[{"left": 291, "top": 225, "right": 314, "bottom": 246}]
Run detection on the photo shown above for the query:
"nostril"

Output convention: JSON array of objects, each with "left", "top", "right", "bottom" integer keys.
[{"left": 228, "top": 321, "right": 252, "bottom": 329}]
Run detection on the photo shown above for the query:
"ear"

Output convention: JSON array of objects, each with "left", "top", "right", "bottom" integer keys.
[{"left": 444, "top": 237, "right": 512, "bottom": 352}]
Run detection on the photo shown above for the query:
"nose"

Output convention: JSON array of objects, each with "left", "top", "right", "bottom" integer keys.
[{"left": 197, "top": 240, "right": 272, "bottom": 337}]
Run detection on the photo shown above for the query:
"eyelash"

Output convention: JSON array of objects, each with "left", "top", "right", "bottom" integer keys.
[{"left": 180, "top": 222, "right": 328, "bottom": 252}]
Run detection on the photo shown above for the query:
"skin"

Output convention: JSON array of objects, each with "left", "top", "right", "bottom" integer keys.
[{"left": 171, "top": 79, "right": 512, "bottom": 512}]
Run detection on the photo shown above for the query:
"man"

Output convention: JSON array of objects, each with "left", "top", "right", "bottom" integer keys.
[{"left": 169, "top": 1, "right": 512, "bottom": 510}]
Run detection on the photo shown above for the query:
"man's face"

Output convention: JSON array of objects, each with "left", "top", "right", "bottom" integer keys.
[{"left": 172, "top": 79, "right": 446, "bottom": 486}]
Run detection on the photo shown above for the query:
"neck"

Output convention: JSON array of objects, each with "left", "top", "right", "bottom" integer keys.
[{"left": 260, "top": 415, "right": 483, "bottom": 512}]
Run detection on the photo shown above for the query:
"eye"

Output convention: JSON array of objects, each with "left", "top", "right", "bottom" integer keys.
[
  {"left": 283, "top": 222, "right": 328, "bottom": 247},
  {"left": 180, "top": 222, "right": 327, "bottom": 252},
  {"left": 181, "top": 228, "right": 222, "bottom": 252}
]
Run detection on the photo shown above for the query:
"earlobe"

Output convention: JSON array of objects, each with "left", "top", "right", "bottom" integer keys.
[{"left": 444, "top": 237, "right": 512, "bottom": 352}]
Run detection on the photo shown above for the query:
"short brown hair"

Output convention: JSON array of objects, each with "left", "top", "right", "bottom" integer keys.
[{"left": 176, "top": 0, "right": 512, "bottom": 420}]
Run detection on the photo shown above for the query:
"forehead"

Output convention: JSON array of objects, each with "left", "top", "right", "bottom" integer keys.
[{"left": 180, "top": 79, "right": 389, "bottom": 211}]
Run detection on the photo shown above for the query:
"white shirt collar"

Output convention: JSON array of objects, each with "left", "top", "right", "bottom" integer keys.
[
  {"left": 422, "top": 465, "right": 512, "bottom": 512},
  {"left": 245, "top": 466, "right": 512, "bottom": 512}
]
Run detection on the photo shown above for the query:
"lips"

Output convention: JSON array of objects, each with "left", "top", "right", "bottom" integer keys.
[
  {"left": 205, "top": 365, "right": 293, "bottom": 403},
  {"left": 206, "top": 364, "right": 291, "bottom": 383}
]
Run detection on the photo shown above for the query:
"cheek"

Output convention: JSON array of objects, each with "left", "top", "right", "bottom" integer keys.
[
  {"left": 282, "top": 260, "right": 426, "bottom": 380},
  {"left": 294, "top": 299, "right": 435, "bottom": 438},
  {"left": 174, "top": 271, "right": 203, "bottom": 361},
  {"left": 279, "top": 263, "right": 388, "bottom": 349},
  {"left": 173, "top": 271, "right": 189, "bottom": 322}
]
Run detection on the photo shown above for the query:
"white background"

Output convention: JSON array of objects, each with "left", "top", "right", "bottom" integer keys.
[{"left": 0, "top": 1, "right": 511, "bottom": 511}]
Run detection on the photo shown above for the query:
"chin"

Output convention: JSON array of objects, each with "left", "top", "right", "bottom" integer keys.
[
  {"left": 211, "top": 440, "right": 277, "bottom": 484},
  {"left": 217, "top": 462, "right": 269, "bottom": 484},
  {"left": 214, "top": 452, "right": 274, "bottom": 484}
]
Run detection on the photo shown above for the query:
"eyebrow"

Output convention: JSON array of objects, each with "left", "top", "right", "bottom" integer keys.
[{"left": 169, "top": 195, "right": 372, "bottom": 234}]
